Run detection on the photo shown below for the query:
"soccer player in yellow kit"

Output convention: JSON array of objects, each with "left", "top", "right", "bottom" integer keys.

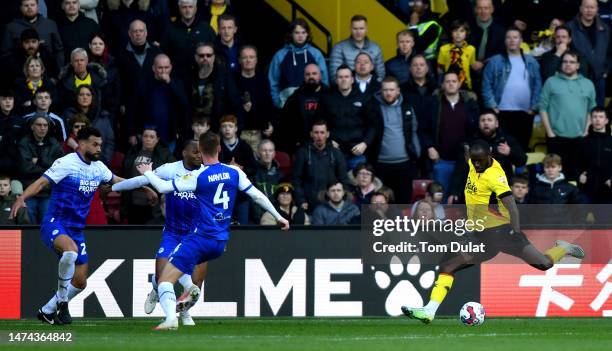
[{"left": 402, "top": 139, "right": 585, "bottom": 323}]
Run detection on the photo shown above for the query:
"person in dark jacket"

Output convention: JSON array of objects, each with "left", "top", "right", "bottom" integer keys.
[
  {"left": 63, "top": 85, "right": 115, "bottom": 163},
  {"left": 0, "top": 90, "right": 22, "bottom": 179},
  {"left": 127, "top": 54, "right": 190, "bottom": 149},
  {"left": 578, "top": 107, "right": 612, "bottom": 204},
  {"left": 279, "top": 63, "right": 328, "bottom": 155},
  {"left": 0, "top": 28, "right": 59, "bottom": 90},
  {"left": 56, "top": 0, "right": 100, "bottom": 64},
  {"left": 88, "top": 33, "right": 121, "bottom": 115},
  {"left": 251, "top": 139, "right": 286, "bottom": 222},
  {"left": 353, "top": 52, "right": 381, "bottom": 102},
  {"left": 311, "top": 181, "right": 360, "bottom": 225},
  {"left": 369, "top": 77, "right": 421, "bottom": 204},
  {"left": 2, "top": 0, "right": 65, "bottom": 70},
  {"left": 117, "top": 19, "right": 163, "bottom": 145},
  {"left": 218, "top": 114, "right": 256, "bottom": 224},
  {"left": 101, "top": 0, "right": 166, "bottom": 56},
  {"left": 0, "top": 175, "right": 30, "bottom": 224},
  {"left": 293, "top": 120, "right": 349, "bottom": 212},
  {"left": 122, "top": 125, "right": 174, "bottom": 224},
  {"left": 422, "top": 71, "right": 479, "bottom": 193},
  {"left": 567, "top": 0, "right": 610, "bottom": 106},
  {"left": 540, "top": 24, "right": 590, "bottom": 81},
  {"left": 401, "top": 54, "right": 438, "bottom": 140},
  {"left": 189, "top": 42, "right": 240, "bottom": 131},
  {"left": 473, "top": 109, "right": 526, "bottom": 179},
  {"left": 235, "top": 45, "right": 274, "bottom": 150},
  {"left": 469, "top": 0, "right": 506, "bottom": 62},
  {"left": 57, "top": 48, "right": 109, "bottom": 111},
  {"left": 385, "top": 29, "right": 416, "bottom": 85},
  {"left": 260, "top": 182, "right": 309, "bottom": 225},
  {"left": 17, "top": 114, "right": 64, "bottom": 223},
  {"left": 318, "top": 64, "right": 377, "bottom": 169},
  {"left": 214, "top": 13, "right": 241, "bottom": 75},
  {"left": 160, "top": 0, "right": 216, "bottom": 84},
  {"left": 529, "top": 153, "right": 586, "bottom": 205}
]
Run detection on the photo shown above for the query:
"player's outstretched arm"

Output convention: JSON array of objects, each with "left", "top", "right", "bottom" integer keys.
[
  {"left": 9, "top": 176, "right": 49, "bottom": 219},
  {"left": 111, "top": 175, "right": 150, "bottom": 192},
  {"left": 245, "top": 186, "right": 290, "bottom": 231}
]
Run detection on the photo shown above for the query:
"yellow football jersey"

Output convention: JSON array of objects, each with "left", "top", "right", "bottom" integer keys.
[{"left": 464, "top": 158, "right": 512, "bottom": 229}]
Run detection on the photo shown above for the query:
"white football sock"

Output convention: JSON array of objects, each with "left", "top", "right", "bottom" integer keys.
[
  {"left": 178, "top": 274, "right": 194, "bottom": 291},
  {"left": 57, "top": 251, "right": 78, "bottom": 302},
  {"left": 158, "top": 282, "right": 177, "bottom": 322},
  {"left": 425, "top": 301, "right": 440, "bottom": 315},
  {"left": 67, "top": 282, "right": 83, "bottom": 301},
  {"left": 41, "top": 293, "right": 58, "bottom": 314}
]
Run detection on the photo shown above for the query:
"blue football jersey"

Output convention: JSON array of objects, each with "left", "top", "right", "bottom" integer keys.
[
  {"left": 171, "top": 163, "right": 252, "bottom": 240},
  {"left": 43, "top": 152, "right": 113, "bottom": 228},
  {"left": 154, "top": 161, "right": 201, "bottom": 235}
]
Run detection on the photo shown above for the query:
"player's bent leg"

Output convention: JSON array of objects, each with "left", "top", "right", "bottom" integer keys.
[
  {"left": 177, "top": 262, "right": 207, "bottom": 313},
  {"left": 518, "top": 244, "right": 554, "bottom": 271},
  {"left": 42, "top": 235, "right": 79, "bottom": 325},
  {"left": 154, "top": 262, "right": 184, "bottom": 330}
]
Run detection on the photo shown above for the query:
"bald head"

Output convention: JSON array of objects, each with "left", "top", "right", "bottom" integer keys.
[
  {"left": 580, "top": 0, "right": 599, "bottom": 24},
  {"left": 153, "top": 54, "right": 172, "bottom": 81},
  {"left": 128, "top": 20, "right": 147, "bottom": 46},
  {"left": 304, "top": 63, "right": 322, "bottom": 85}
]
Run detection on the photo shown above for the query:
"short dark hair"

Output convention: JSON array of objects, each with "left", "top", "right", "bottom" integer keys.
[
  {"left": 382, "top": 75, "right": 400, "bottom": 86},
  {"left": 199, "top": 131, "right": 220, "bottom": 157},
  {"left": 0, "top": 89, "right": 15, "bottom": 98},
  {"left": 34, "top": 86, "right": 52, "bottom": 97},
  {"left": 76, "top": 127, "right": 102, "bottom": 141},
  {"left": 506, "top": 26, "right": 523, "bottom": 37},
  {"left": 182, "top": 138, "right": 199, "bottom": 152},
  {"left": 351, "top": 14, "right": 367, "bottom": 23},
  {"left": 218, "top": 13, "right": 237, "bottom": 26},
  {"left": 311, "top": 119, "right": 328, "bottom": 130},
  {"left": 143, "top": 124, "right": 159, "bottom": 137},
  {"left": 450, "top": 20, "right": 470, "bottom": 36},
  {"left": 192, "top": 112, "right": 210, "bottom": 125},
  {"left": 511, "top": 175, "right": 529, "bottom": 186},
  {"left": 555, "top": 24, "right": 572, "bottom": 37},
  {"left": 591, "top": 106, "right": 607, "bottom": 116},
  {"left": 336, "top": 63, "right": 353, "bottom": 76},
  {"left": 561, "top": 50, "right": 580, "bottom": 64},
  {"left": 480, "top": 108, "right": 498, "bottom": 119},
  {"left": 470, "top": 139, "right": 491, "bottom": 154},
  {"left": 0, "top": 174, "right": 10, "bottom": 182}
]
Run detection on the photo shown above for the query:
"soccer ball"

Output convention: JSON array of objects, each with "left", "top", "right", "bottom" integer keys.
[{"left": 459, "top": 302, "right": 485, "bottom": 326}]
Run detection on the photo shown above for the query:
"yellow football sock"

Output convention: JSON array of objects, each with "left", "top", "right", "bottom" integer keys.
[
  {"left": 430, "top": 273, "right": 454, "bottom": 303},
  {"left": 545, "top": 246, "right": 567, "bottom": 264}
]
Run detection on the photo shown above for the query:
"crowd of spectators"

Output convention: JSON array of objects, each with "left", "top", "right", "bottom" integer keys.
[{"left": 1, "top": 0, "right": 611, "bottom": 226}]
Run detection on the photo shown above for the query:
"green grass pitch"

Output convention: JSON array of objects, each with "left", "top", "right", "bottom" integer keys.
[{"left": 1, "top": 318, "right": 611, "bottom": 351}]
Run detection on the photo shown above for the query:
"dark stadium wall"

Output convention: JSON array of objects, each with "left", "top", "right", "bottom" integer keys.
[{"left": 13, "top": 227, "right": 478, "bottom": 318}]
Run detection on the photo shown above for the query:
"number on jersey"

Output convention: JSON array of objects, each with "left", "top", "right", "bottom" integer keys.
[{"left": 214, "top": 183, "right": 229, "bottom": 210}]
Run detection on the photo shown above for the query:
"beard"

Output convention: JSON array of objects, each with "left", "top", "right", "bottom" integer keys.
[
  {"left": 304, "top": 79, "right": 320, "bottom": 92},
  {"left": 85, "top": 151, "right": 100, "bottom": 161},
  {"left": 198, "top": 63, "right": 213, "bottom": 78}
]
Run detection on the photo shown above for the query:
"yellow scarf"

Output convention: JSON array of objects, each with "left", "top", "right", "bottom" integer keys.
[
  {"left": 75, "top": 73, "right": 92, "bottom": 88},
  {"left": 210, "top": 5, "right": 226, "bottom": 33},
  {"left": 27, "top": 79, "right": 43, "bottom": 94}
]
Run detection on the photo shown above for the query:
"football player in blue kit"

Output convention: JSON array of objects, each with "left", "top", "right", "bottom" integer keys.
[
  {"left": 138, "top": 132, "right": 289, "bottom": 330},
  {"left": 10, "top": 128, "right": 144, "bottom": 325},
  {"left": 112, "top": 140, "right": 208, "bottom": 325}
]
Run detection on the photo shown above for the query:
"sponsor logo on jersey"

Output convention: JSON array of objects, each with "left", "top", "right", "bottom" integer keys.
[
  {"left": 79, "top": 179, "right": 100, "bottom": 194},
  {"left": 173, "top": 191, "right": 197, "bottom": 200}
]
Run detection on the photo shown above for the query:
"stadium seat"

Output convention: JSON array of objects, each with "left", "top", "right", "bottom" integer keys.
[
  {"left": 411, "top": 179, "right": 432, "bottom": 203},
  {"left": 110, "top": 151, "right": 125, "bottom": 176},
  {"left": 275, "top": 151, "right": 292, "bottom": 178},
  {"left": 526, "top": 152, "right": 546, "bottom": 166}
]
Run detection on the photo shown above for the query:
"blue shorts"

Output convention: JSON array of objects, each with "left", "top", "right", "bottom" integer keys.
[
  {"left": 168, "top": 234, "right": 226, "bottom": 275},
  {"left": 40, "top": 221, "right": 88, "bottom": 265},
  {"left": 156, "top": 230, "right": 185, "bottom": 259}
]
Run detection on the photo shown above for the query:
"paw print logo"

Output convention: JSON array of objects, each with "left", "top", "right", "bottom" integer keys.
[{"left": 373, "top": 255, "right": 437, "bottom": 316}]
